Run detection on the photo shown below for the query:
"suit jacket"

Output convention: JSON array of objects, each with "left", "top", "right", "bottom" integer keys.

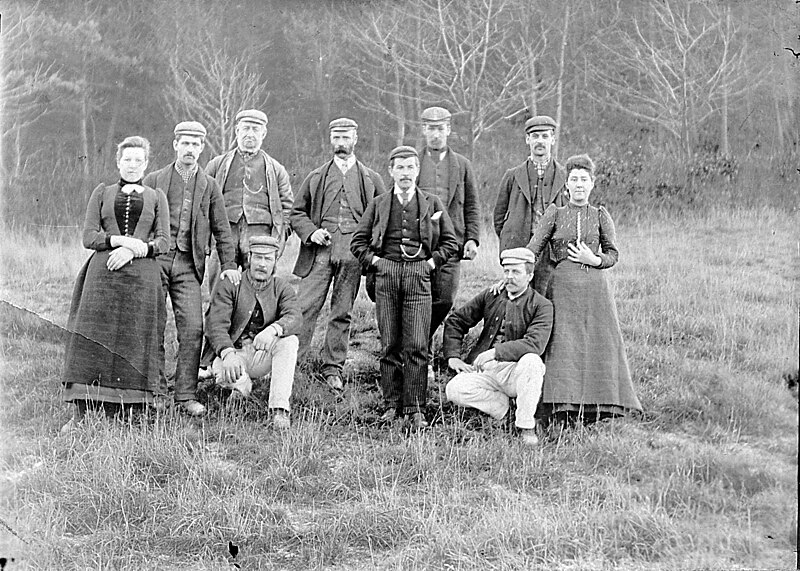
[
  {"left": 82, "top": 183, "right": 169, "bottom": 255},
  {"left": 416, "top": 146, "right": 481, "bottom": 252},
  {"left": 290, "top": 158, "right": 385, "bottom": 278},
  {"left": 443, "top": 286, "right": 553, "bottom": 365},
  {"left": 205, "top": 148, "right": 294, "bottom": 249},
  {"left": 349, "top": 187, "right": 459, "bottom": 273},
  {"left": 201, "top": 270, "right": 302, "bottom": 365},
  {"left": 143, "top": 163, "right": 237, "bottom": 282},
  {"left": 493, "top": 158, "right": 567, "bottom": 253}
]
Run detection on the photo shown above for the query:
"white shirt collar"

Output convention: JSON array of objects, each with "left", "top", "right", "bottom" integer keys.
[
  {"left": 426, "top": 148, "right": 448, "bottom": 161},
  {"left": 393, "top": 185, "right": 417, "bottom": 198},
  {"left": 507, "top": 288, "right": 527, "bottom": 301},
  {"left": 334, "top": 154, "right": 356, "bottom": 173},
  {"left": 120, "top": 184, "right": 144, "bottom": 194}
]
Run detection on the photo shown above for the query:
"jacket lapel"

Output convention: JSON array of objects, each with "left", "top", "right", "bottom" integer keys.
[
  {"left": 514, "top": 162, "right": 532, "bottom": 204},
  {"left": 446, "top": 149, "right": 459, "bottom": 205}
]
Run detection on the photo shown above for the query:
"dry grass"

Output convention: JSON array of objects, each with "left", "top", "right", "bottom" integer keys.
[{"left": 0, "top": 206, "right": 797, "bottom": 570}]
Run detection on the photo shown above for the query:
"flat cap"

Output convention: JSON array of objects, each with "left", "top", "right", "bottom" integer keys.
[
  {"left": 329, "top": 117, "right": 358, "bottom": 131},
  {"left": 525, "top": 115, "right": 557, "bottom": 133},
  {"left": 421, "top": 106, "right": 451, "bottom": 123},
  {"left": 500, "top": 247, "right": 536, "bottom": 266},
  {"left": 248, "top": 235, "right": 280, "bottom": 254},
  {"left": 236, "top": 109, "right": 268, "bottom": 126},
  {"left": 388, "top": 145, "right": 418, "bottom": 162},
  {"left": 174, "top": 121, "right": 207, "bottom": 139}
]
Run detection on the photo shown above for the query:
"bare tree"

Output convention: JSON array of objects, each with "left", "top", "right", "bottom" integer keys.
[{"left": 592, "top": 0, "right": 756, "bottom": 163}]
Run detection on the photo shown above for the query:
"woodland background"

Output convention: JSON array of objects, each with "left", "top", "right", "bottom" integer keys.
[{"left": 1, "top": 0, "right": 799, "bottom": 232}]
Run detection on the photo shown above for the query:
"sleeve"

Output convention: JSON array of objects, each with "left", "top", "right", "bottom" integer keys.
[
  {"left": 208, "top": 179, "right": 237, "bottom": 271},
  {"left": 205, "top": 280, "right": 238, "bottom": 356},
  {"left": 150, "top": 188, "right": 170, "bottom": 255},
  {"left": 442, "top": 291, "right": 487, "bottom": 359},
  {"left": 494, "top": 296, "right": 554, "bottom": 361},
  {"left": 371, "top": 169, "right": 387, "bottom": 196},
  {"left": 596, "top": 206, "right": 619, "bottom": 269},
  {"left": 462, "top": 158, "right": 481, "bottom": 246},
  {"left": 82, "top": 184, "right": 112, "bottom": 251},
  {"left": 350, "top": 200, "right": 377, "bottom": 272},
  {"left": 289, "top": 171, "right": 318, "bottom": 243},
  {"left": 526, "top": 204, "right": 558, "bottom": 259},
  {"left": 493, "top": 169, "right": 513, "bottom": 237},
  {"left": 431, "top": 197, "right": 459, "bottom": 268},
  {"left": 273, "top": 160, "right": 294, "bottom": 234},
  {"left": 204, "top": 155, "right": 220, "bottom": 178},
  {"left": 272, "top": 280, "right": 303, "bottom": 337}
]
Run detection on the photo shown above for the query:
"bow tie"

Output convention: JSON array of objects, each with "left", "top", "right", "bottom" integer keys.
[{"left": 121, "top": 184, "right": 144, "bottom": 195}]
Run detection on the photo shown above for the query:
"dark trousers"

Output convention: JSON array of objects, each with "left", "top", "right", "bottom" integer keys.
[
  {"left": 429, "top": 256, "right": 461, "bottom": 354},
  {"left": 375, "top": 258, "right": 432, "bottom": 414},
  {"left": 297, "top": 231, "right": 361, "bottom": 376},
  {"left": 158, "top": 250, "right": 203, "bottom": 402}
]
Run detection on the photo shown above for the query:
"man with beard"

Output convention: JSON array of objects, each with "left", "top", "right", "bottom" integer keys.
[
  {"left": 143, "top": 121, "right": 240, "bottom": 416},
  {"left": 493, "top": 116, "right": 567, "bottom": 295},
  {"left": 351, "top": 146, "right": 458, "bottom": 430},
  {"left": 201, "top": 236, "right": 301, "bottom": 429},
  {"left": 415, "top": 106, "right": 480, "bottom": 383},
  {"left": 290, "top": 118, "right": 385, "bottom": 391},
  {"left": 205, "top": 109, "right": 293, "bottom": 275},
  {"left": 444, "top": 247, "right": 553, "bottom": 446}
]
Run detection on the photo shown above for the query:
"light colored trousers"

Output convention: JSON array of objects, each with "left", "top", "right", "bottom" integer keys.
[
  {"left": 445, "top": 353, "right": 545, "bottom": 429},
  {"left": 211, "top": 335, "right": 298, "bottom": 410}
]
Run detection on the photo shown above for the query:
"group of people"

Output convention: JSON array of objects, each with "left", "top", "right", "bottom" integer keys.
[{"left": 61, "top": 106, "right": 642, "bottom": 442}]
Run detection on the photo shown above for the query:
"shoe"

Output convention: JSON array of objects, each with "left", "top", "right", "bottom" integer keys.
[
  {"left": 271, "top": 409, "right": 291, "bottom": 430},
  {"left": 520, "top": 429, "right": 539, "bottom": 446},
  {"left": 324, "top": 374, "right": 344, "bottom": 392},
  {"left": 179, "top": 400, "right": 206, "bottom": 417},
  {"left": 407, "top": 411, "right": 428, "bottom": 431},
  {"left": 427, "top": 365, "right": 436, "bottom": 383},
  {"left": 379, "top": 408, "right": 397, "bottom": 424}
]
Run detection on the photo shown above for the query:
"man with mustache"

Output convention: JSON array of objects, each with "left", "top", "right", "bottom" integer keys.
[
  {"left": 205, "top": 109, "right": 293, "bottom": 274},
  {"left": 143, "top": 121, "right": 239, "bottom": 417},
  {"left": 350, "top": 146, "right": 458, "bottom": 430},
  {"left": 415, "top": 106, "right": 481, "bottom": 383},
  {"left": 493, "top": 116, "right": 567, "bottom": 295},
  {"left": 290, "top": 118, "right": 385, "bottom": 392},
  {"left": 201, "top": 236, "right": 301, "bottom": 429},
  {"left": 443, "top": 247, "right": 553, "bottom": 446}
]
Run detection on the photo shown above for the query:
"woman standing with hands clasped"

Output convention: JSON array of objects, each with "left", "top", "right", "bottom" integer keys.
[
  {"left": 61, "top": 136, "right": 169, "bottom": 431},
  {"left": 526, "top": 154, "right": 641, "bottom": 427}
]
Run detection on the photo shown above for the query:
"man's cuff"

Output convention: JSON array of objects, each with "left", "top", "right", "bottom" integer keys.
[{"left": 219, "top": 347, "right": 236, "bottom": 359}]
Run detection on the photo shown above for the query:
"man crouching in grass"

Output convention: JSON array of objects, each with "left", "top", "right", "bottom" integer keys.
[
  {"left": 200, "top": 236, "right": 301, "bottom": 429},
  {"left": 444, "top": 248, "right": 553, "bottom": 445}
]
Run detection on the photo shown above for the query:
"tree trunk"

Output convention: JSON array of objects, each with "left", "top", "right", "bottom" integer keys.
[
  {"left": 391, "top": 54, "right": 405, "bottom": 145},
  {"left": 773, "top": 90, "right": 784, "bottom": 151},
  {"left": 553, "top": 2, "right": 570, "bottom": 161},
  {"left": 720, "top": 89, "right": 729, "bottom": 156},
  {"left": 103, "top": 80, "right": 124, "bottom": 171}
]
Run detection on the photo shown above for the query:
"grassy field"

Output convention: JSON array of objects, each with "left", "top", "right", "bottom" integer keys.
[{"left": 0, "top": 206, "right": 797, "bottom": 570}]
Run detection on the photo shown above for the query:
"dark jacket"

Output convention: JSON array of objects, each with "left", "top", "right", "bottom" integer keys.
[
  {"left": 349, "top": 187, "right": 459, "bottom": 273},
  {"left": 290, "top": 158, "right": 385, "bottom": 278},
  {"left": 143, "top": 163, "right": 237, "bottom": 282},
  {"left": 443, "top": 286, "right": 553, "bottom": 364},
  {"left": 493, "top": 159, "right": 567, "bottom": 253},
  {"left": 201, "top": 271, "right": 302, "bottom": 365},
  {"left": 416, "top": 147, "right": 481, "bottom": 253}
]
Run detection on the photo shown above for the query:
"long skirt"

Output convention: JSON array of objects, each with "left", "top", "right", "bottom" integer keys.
[
  {"left": 537, "top": 261, "right": 642, "bottom": 419},
  {"left": 62, "top": 251, "right": 165, "bottom": 404}
]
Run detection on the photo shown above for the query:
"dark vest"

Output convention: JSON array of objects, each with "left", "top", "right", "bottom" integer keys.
[
  {"left": 224, "top": 152, "right": 271, "bottom": 226},
  {"left": 383, "top": 193, "right": 423, "bottom": 262},
  {"left": 418, "top": 151, "right": 450, "bottom": 203},
  {"left": 165, "top": 169, "right": 196, "bottom": 252},
  {"left": 321, "top": 165, "right": 360, "bottom": 234}
]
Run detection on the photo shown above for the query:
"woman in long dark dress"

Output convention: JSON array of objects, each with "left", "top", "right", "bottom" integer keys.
[
  {"left": 527, "top": 154, "right": 641, "bottom": 426},
  {"left": 61, "top": 136, "right": 169, "bottom": 429}
]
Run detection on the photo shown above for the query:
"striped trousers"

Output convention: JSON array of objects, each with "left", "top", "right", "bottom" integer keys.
[{"left": 375, "top": 258, "right": 432, "bottom": 414}]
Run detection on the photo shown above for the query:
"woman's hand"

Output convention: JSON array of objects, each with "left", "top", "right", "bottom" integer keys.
[
  {"left": 107, "top": 247, "right": 134, "bottom": 271},
  {"left": 567, "top": 241, "right": 601, "bottom": 267},
  {"left": 111, "top": 236, "right": 148, "bottom": 257}
]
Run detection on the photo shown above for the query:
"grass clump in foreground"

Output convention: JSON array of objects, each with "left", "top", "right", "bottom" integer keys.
[{"left": 1, "top": 206, "right": 797, "bottom": 570}]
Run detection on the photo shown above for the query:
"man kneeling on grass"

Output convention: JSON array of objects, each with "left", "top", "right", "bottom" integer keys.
[
  {"left": 444, "top": 248, "right": 553, "bottom": 445},
  {"left": 200, "top": 236, "right": 301, "bottom": 429}
]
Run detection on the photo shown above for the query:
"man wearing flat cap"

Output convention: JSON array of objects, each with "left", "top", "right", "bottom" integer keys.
[
  {"left": 351, "top": 145, "right": 459, "bottom": 430},
  {"left": 290, "top": 118, "right": 385, "bottom": 391},
  {"left": 494, "top": 115, "right": 567, "bottom": 295},
  {"left": 205, "top": 109, "right": 294, "bottom": 276},
  {"left": 143, "top": 121, "right": 240, "bottom": 416},
  {"left": 201, "top": 235, "right": 302, "bottom": 429},
  {"left": 416, "top": 106, "right": 481, "bottom": 383},
  {"left": 444, "top": 247, "right": 553, "bottom": 446}
]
